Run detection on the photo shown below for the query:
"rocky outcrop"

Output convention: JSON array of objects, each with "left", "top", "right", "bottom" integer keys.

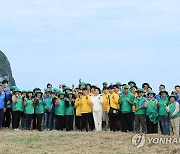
[{"left": 0, "top": 50, "right": 16, "bottom": 86}]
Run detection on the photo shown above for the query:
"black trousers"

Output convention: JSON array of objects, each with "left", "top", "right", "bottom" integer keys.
[
  {"left": 66, "top": 115, "right": 74, "bottom": 131},
  {"left": 90, "top": 112, "right": 95, "bottom": 130},
  {"left": 36, "top": 114, "right": 43, "bottom": 131},
  {"left": 3, "top": 108, "right": 12, "bottom": 128},
  {"left": 121, "top": 112, "right": 133, "bottom": 132},
  {"left": 81, "top": 113, "right": 94, "bottom": 131},
  {"left": 26, "top": 114, "right": 33, "bottom": 130},
  {"left": 12, "top": 111, "right": 21, "bottom": 129},
  {"left": 75, "top": 116, "right": 82, "bottom": 130},
  {"left": 146, "top": 115, "right": 158, "bottom": 134},
  {"left": 108, "top": 112, "right": 118, "bottom": 132},
  {"left": 55, "top": 115, "right": 65, "bottom": 131},
  {"left": 32, "top": 113, "right": 37, "bottom": 129}
]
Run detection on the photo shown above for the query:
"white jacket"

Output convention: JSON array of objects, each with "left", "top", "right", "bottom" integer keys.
[{"left": 90, "top": 95, "right": 103, "bottom": 112}]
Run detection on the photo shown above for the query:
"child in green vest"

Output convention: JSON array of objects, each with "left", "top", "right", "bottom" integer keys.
[
  {"left": 12, "top": 88, "right": 23, "bottom": 131},
  {"left": 157, "top": 89, "right": 169, "bottom": 135},
  {"left": 34, "top": 90, "right": 44, "bottom": 131},
  {"left": 165, "top": 95, "right": 180, "bottom": 136},
  {"left": 65, "top": 92, "right": 75, "bottom": 131},
  {"left": 134, "top": 88, "right": 147, "bottom": 133},
  {"left": 55, "top": 92, "right": 66, "bottom": 131},
  {"left": 24, "top": 90, "right": 34, "bottom": 130},
  {"left": 145, "top": 90, "right": 159, "bottom": 134}
]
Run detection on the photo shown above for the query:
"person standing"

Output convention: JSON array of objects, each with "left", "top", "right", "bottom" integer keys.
[
  {"left": 120, "top": 85, "right": 134, "bottom": 132},
  {"left": 102, "top": 87, "right": 110, "bottom": 130},
  {"left": 108, "top": 85, "right": 119, "bottom": 132},
  {"left": 90, "top": 87, "right": 103, "bottom": 131},
  {"left": 0, "top": 84, "right": 5, "bottom": 129},
  {"left": 43, "top": 89, "right": 53, "bottom": 131},
  {"left": 24, "top": 90, "right": 34, "bottom": 130},
  {"left": 12, "top": 88, "right": 23, "bottom": 131},
  {"left": 80, "top": 87, "right": 94, "bottom": 132},
  {"left": 145, "top": 90, "right": 159, "bottom": 134},
  {"left": 165, "top": 95, "right": 180, "bottom": 136},
  {"left": 65, "top": 92, "right": 75, "bottom": 131},
  {"left": 21, "top": 90, "right": 27, "bottom": 129},
  {"left": 75, "top": 91, "right": 83, "bottom": 131},
  {"left": 134, "top": 88, "right": 147, "bottom": 133},
  {"left": 2, "top": 80, "right": 12, "bottom": 128},
  {"left": 34, "top": 90, "right": 44, "bottom": 131},
  {"left": 55, "top": 92, "right": 66, "bottom": 131},
  {"left": 157, "top": 89, "right": 169, "bottom": 135}
]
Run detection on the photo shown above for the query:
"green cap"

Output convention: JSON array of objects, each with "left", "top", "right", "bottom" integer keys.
[
  {"left": 128, "top": 80, "right": 136, "bottom": 85},
  {"left": 53, "top": 88, "right": 59, "bottom": 92},
  {"left": 14, "top": 88, "right": 21, "bottom": 93},
  {"left": 103, "top": 82, "right": 108, "bottom": 85},
  {"left": 66, "top": 86, "right": 70, "bottom": 90},
  {"left": 116, "top": 82, "right": 121, "bottom": 85},
  {"left": 59, "top": 91, "right": 65, "bottom": 95},
  {"left": 142, "top": 83, "right": 150, "bottom": 88},
  {"left": 159, "top": 89, "right": 168, "bottom": 95},
  {"left": 136, "top": 88, "right": 143, "bottom": 92},
  {"left": 35, "top": 90, "right": 43, "bottom": 94},
  {"left": 147, "top": 90, "right": 156, "bottom": 96},
  {"left": 11, "top": 86, "right": 17, "bottom": 90},
  {"left": 124, "top": 85, "right": 130, "bottom": 89},
  {"left": 27, "top": 90, "right": 33, "bottom": 94},
  {"left": 45, "top": 88, "right": 51, "bottom": 93},
  {"left": 68, "top": 92, "right": 73, "bottom": 95},
  {"left": 168, "top": 95, "right": 176, "bottom": 101},
  {"left": 21, "top": 90, "right": 27, "bottom": 93}
]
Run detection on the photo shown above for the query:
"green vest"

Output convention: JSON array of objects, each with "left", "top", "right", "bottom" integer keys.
[
  {"left": 134, "top": 97, "right": 146, "bottom": 115},
  {"left": 44, "top": 96, "right": 52, "bottom": 110},
  {"left": 169, "top": 102, "right": 180, "bottom": 119},
  {"left": 65, "top": 98, "right": 74, "bottom": 115},
  {"left": 12, "top": 96, "right": 23, "bottom": 111},
  {"left": 146, "top": 99, "right": 157, "bottom": 116},
  {"left": 24, "top": 99, "right": 34, "bottom": 114},
  {"left": 35, "top": 98, "right": 44, "bottom": 114},
  {"left": 158, "top": 97, "right": 169, "bottom": 116},
  {"left": 55, "top": 98, "right": 65, "bottom": 116},
  {"left": 120, "top": 93, "right": 134, "bottom": 113}
]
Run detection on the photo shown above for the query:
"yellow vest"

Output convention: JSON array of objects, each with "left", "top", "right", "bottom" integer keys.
[
  {"left": 80, "top": 95, "right": 92, "bottom": 113},
  {"left": 109, "top": 92, "right": 120, "bottom": 110},
  {"left": 102, "top": 93, "right": 110, "bottom": 112},
  {"left": 75, "top": 98, "right": 82, "bottom": 116}
]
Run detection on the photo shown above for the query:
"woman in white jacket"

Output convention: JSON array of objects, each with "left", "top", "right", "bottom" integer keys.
[{"left": 90, "top": 87, "right": 103, "bottom": 131}]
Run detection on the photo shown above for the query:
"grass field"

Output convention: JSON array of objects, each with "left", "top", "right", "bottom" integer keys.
[{"left": 0, "top": 129, "right": 179, "bottom": 154}]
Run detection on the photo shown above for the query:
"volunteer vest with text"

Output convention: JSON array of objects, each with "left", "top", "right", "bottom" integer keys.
[
  {"left": 134, "top": 97, "right": 146, "bottom": 115},
  {"left": 81, "top": 95, "right": 92, "bottom": 113},
  {"left": 24, "top": 99, "right": 34, "bottom": 114},
  {"left": 120, "top": 93, "right": 134, "bottom": 113},
  {"left": 158, "top": 97, "right": 169, "bottom": 116},
  {"left": 35, "top": 98, "right": 44, "bottom": 114},
  {"left": 55, "top": 98, "right": 65, "bottom": 116},
  {"left": 12, "top": 96, "right": 23, "bottom": 111},
  {"left": 169, "top": 101, "right": 180, "bottom": 119},
  {"left": 146, "top": 99, "right": 157, "bottom": 115}
]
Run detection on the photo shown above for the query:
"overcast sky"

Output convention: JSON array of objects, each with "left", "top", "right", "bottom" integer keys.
[{"left": 0, "top": 0, "right": 180, "bottom": 92}]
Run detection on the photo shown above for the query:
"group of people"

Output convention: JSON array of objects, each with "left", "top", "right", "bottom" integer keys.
[{"left": 0, "top": 79, "right": 179, "bottom": 136}]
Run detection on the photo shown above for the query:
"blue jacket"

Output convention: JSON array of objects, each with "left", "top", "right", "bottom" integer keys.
[
  {"left": 0, "top": 92, "right": 5, "bottom": 109},
  {"left": 4, "top": 90, "right": 12, "bottom": 108}
]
